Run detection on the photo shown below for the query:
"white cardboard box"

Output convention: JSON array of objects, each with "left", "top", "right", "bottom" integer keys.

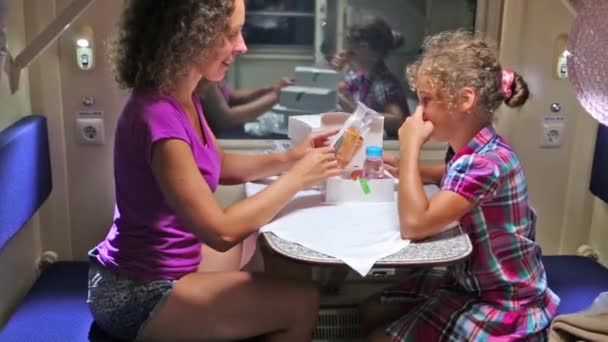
[
  {"left": 287, "top": 112, "right": 390, "bottom": 203},
  {"left": 324, "top": 174, "right": 395, "bottom": 203},
  {"left": 271, "top": 105, "right": 317, "bottom": 130},
  {"left": 288, "top": 113, "right": 384, "bottom": 169},
  {"left": 295, "top": 66, "right": 341, "bottom": 89},
  {"left": 287, "top": 115, "right": 321, "bottom": 143},
  {"left": 279, "top": 86, "right": 337, "bottom": 112},
  {"left": 272, "top": 104, "right": 317, "bottom": 116},
  {"left": 288, "top": 113, "right": 354, "bottom": 144}
]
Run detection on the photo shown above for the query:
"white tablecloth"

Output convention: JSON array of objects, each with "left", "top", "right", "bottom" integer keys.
[{"left": 246, "top": 182, "right": 440, "bottom": 276}]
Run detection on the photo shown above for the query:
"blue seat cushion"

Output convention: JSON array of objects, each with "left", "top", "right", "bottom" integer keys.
[
  {"left": 9, "top": 255, "right": 604, "bottom": 338},
  {"left": 543, "top": 255, "right": 608, "bottom": 315},
  {"left": 0, "top": 261, "right": 263, "bottom": 341},
  {"left": 0, "top": 115, "right": 52, "bottom": 252},
  {"left": 0, "top": 261, "right": 118, "bottom": 341}
]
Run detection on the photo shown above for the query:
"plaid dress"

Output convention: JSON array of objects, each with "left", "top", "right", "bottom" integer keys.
[
  {"left": 383, "top": 125, "right": 560, "bottom": 341},
  {"left": 343, "top": 62, "right": 410, "bottom": 117}
]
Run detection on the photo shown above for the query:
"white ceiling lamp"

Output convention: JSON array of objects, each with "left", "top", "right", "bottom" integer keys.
[
  {"left": 562, "top": 0, "right": 608, "bottom": 126},
  {"left": 2, "top": 0, "right": 95, "bottom": 93}
]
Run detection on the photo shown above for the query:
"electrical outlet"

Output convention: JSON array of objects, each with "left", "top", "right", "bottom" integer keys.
[
  {"left": 76, "top": 117, "right": 104, "bottom": 145},
  {"left": 540, "top": 116, "right": 565, "bottom": 148}
]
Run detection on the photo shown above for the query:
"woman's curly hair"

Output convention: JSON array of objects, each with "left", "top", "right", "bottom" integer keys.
[
  {"left": 109, "top": 0, "right": 235, "bottom": 93},
  {"left": 406, "top": 30, "right": 529, "bottom": 118}
]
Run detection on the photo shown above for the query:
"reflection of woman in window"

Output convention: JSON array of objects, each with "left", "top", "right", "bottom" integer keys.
[
  {"left": 197, "top": 77, "right": 292, "bottom": 136},
  {"left": 330, "top": 18, "right": 410, "bottom": 137}
]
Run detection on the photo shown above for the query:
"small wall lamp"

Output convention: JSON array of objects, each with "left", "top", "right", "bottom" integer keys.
[{"left": 75, "top": 25, "right": 94, "bottom": 70}]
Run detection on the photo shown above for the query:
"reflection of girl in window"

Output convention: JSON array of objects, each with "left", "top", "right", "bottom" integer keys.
[{"left": 330, "top": 18, "right": 410, "bottom": 137}]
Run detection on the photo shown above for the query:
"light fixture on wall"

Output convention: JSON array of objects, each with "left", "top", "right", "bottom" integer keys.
[
  {"left": 563, "top": 0, "right": 608, "bottom": 206},
  {"left": 2, "top": 0, "right": 95, "bottom": 93},
  {"left": 75, "top": 25, "right": 94, "bottom": 70}
]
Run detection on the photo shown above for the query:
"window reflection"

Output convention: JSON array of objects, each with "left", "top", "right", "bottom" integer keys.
[
  {"left": 206, "top": 0, "right": 478, "bottom": 140},
  {"left": 244, "top": 0, "right": 315, "bottom": 46}
]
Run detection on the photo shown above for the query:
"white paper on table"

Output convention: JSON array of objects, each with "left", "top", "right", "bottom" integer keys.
[{"left": 246, "top": 182, "right": 434, "bottom": 276}]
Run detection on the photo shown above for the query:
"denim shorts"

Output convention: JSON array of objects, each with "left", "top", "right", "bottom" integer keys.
[{"left": 87, "top": 250, "right": 175, "bottom": 341}]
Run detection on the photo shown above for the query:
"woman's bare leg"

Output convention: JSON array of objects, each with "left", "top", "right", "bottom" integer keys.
[
  {"left": 240, "top": 232, "right": 260, "bottom": 269},
  {"left": 138, "top": 271, "right": 319, "bottom": 341},
  {"left": 261, "top": 243, "right": 312, "bottom": 282},
  {"left": 197, "top": 243, "right": 243, "bottom": 272},
  {"left": 197, "top": 233, "right": 259, "bottom": 273}
]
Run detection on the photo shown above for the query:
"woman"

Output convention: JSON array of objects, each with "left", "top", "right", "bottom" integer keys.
[{"left": 87, "top": 0, "right": 341, "bottom": 341}]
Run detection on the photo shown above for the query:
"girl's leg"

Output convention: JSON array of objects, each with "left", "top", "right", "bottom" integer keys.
[
  {"left": 366, "top": 325, "right": 394, "bottom": 342},
  {"left": 360, "top": 268, "right": 451, "bottom": 338},
  {"left": 359, "top": 293, "right": 418, "bottom": 334},
  {"left": 138, "top": 271, "right": 319, "bottom": 341}
]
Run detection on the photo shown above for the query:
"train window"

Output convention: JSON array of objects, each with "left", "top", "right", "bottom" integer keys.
[
  {"left": 210, "top": 0, "right": 482, "bottom": 141},
  {"left": 244, "top": 0, "right": 315, "bottom": 47}
]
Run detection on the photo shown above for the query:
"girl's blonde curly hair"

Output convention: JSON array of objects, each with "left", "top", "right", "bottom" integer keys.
[
  {"left": 109, "top": 0, "right": 235, "bottom": 93},
  {"left": 406, "top": 30, "right": 529, "bottom": 119}
]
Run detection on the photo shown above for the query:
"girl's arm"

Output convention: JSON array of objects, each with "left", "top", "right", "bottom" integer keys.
[
  {"left": 338, "top": 81, "right": 357, "bottom": 112},
  {"left": 383, "top": 152, "right": 445, "bottom": 184},
  {"left": 398, "top": 142, "right": 474, "bottom": 240},
  {"left": 397, "top": 107, "right": 478, "bottom": 240}
]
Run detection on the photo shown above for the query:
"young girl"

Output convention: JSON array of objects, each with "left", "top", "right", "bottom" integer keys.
[
  {"left": 363, "top": 30, "right": 559, "bottom": 341},
  {"left": 330, "top": 18, "right": 410, "bottom": 137}
]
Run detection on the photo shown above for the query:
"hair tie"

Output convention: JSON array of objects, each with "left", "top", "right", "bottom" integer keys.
[{"left": 502, "top": 69, "right": 515, "bottom": 98}]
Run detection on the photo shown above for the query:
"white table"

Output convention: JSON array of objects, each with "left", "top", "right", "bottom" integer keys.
[{"left": 246, "top": 182, "right": 472, "bottom": 268}]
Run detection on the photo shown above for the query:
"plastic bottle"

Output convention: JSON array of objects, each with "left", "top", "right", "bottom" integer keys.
[{"left": 363, "top": 145, "right": 384, "bottom": 179}]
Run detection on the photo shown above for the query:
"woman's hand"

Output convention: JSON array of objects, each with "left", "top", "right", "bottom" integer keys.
[
  {"left": 288, "top": 129, "right": 339, "bottom": 161},
  {"left": 285, "top": 146, "right": 342, "bottom": 189},
  {"left": 398, "top": 105, "right": 434, "bottom": 150},
  {"left": 383, "top": 151, "right": 400, "bottom": 177},
  {"left": 271, "top": 77, "right": 294, "bottom": 93}
]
